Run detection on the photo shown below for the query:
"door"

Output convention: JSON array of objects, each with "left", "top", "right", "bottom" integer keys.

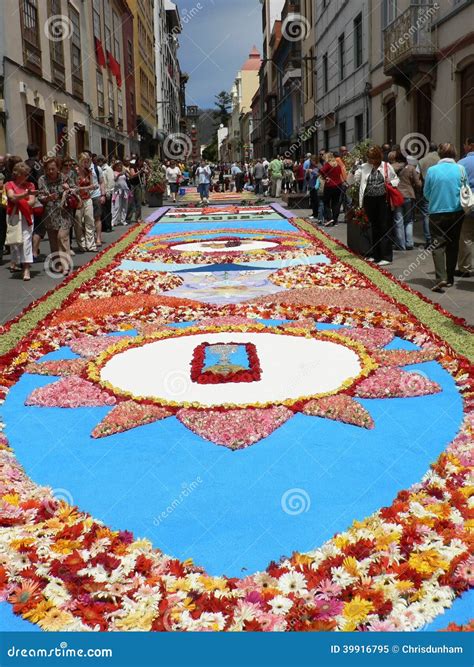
[
  {"left": 26, "top": 105, "right": 46, "bottom": 158},
  {"left": 461, "top": 63, "right": 474, "bottom": 153},
  {"left": 415, "top": 84, "right": 432, "bottom": 143},
  {"left": 384, "top": 97, "right": 396, "bottom": 146}
]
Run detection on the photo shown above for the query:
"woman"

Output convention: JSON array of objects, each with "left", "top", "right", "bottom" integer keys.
[
  {"left": 424, "top": 143, "right": 466, "bottom": 292},
  {"left": 38, "top": 157, "right": 74, "bottom": 275},
  {"left": 319, "top": 152, "right": 344, "bottom": 226},
  {"left": 390, "top": 150, "right": 422, "bottom": 250},
  {"left": 295, "top": 158, "right": 305, "bottom": 193},
  {"left": 307, "top": 157, "right": 321, "bottom": 222},
  {"left": 282, "top": 159, "right": 295, "bottom": 194},
  {"left": 5, "top": 161, "right": 35, "bottom": 280},
  {"left": 349, "top": 145, "right": 399, "bottom": 266},
  {"left": 111, "top": 161, "right": 130, "bottom": 228},
  {"left": 74, "top": 153, "right": 96, "bottom": 252},
  {"left": 166, "top": 160, "right": 181, "bottom": 204}
]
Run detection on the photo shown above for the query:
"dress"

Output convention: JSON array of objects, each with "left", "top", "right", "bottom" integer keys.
[
  {"left": 38, "top": 174, "right": 73, "bottom": 231},
  {"left": 5, "top": 180, "right": 34, "bottom": 264},
  {"left": 111, "top": 173, "right": 130, "bottom": 227}
]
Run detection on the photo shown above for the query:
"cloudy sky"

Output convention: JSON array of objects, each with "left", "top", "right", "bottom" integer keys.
[{"left": 176, "top": 0, "right": 262, "bottom": 109}]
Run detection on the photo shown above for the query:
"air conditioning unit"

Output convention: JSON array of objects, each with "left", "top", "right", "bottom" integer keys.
[{"left": 19, "top": 82, "right": 28, "bottom": 94}]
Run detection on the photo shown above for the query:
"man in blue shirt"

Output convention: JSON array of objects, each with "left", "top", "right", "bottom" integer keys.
[
  {"left": 231, "top": 162, "right": 244, "bottom": 192},
  {"left": 457, "top": 138, "right": 474, "bottom": 276}
]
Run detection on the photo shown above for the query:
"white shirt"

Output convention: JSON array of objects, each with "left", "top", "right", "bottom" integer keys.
[
  {"left": 196, "top": 166, "right": 211, "bottom": 184},
  {"left": 348, "top": 161, "right": 399, "bottom": 208},
  {"left": 166, "top": 166, "right": 181, "bottom": 183}
]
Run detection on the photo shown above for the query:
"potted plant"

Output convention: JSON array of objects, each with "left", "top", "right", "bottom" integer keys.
[
  {"left": 343, "top": 140, "right": 374, "bottom": 257},
  {"left": 146, "top": 157, "right": 166, "bottom": 207}
]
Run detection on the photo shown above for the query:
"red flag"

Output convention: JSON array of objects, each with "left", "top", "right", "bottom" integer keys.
[
  {"left": 107, "top": 51, "right": 122, "bottom": 88},
  {"left": 95, "top": 38, "right": 106, "bottom": 68}
]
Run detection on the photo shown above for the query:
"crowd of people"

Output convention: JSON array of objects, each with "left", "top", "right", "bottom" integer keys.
[
  {"left": 0, "top": 147, "right": 152, "bottom": 280},
  {"left": 1, "top": 139, "right": 473, "bottom": 293}
]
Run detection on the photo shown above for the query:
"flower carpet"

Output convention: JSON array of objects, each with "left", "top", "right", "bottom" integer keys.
[
  {"left": 178, "top": 188, "right": 259, "bottom": 204},
  {"left": 0, "top": 203, "right": 472, "bottom": 633}
]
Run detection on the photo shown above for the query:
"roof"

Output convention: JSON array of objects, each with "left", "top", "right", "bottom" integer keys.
[{"left": 242, "top": 45, "right": 262, "bottom": 71}]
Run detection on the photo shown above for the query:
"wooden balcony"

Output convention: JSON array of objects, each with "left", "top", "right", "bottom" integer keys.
[{"left": 383, "top": 4, "right": 437, "bottom": 86}]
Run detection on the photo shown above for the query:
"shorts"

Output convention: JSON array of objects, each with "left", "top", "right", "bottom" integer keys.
[
  {"left": 92, "top": 197, "right": 102, "bottom": 219},
  {"left": 33, "top": 213, "right": 46, "bottom": 238},
  {"left": 169, "top": 183, "right": 179, "bottom": 194}
]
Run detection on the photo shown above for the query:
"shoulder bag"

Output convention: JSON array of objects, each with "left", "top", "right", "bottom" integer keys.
[{"left": 384, "top": 162, "right": 404, "bottom": 209}]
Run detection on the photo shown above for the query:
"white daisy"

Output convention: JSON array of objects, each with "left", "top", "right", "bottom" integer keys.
[
  {"left": 278, "top": 571, "right": 307, "bottom": 595},
  {"left": 268, "top": 595, "right": 293, "bottom": 615}
]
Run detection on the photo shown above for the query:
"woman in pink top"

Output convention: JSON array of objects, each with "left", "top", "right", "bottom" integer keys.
[{"left": 319, "top": 153, "right": 344, "bottom": 226}]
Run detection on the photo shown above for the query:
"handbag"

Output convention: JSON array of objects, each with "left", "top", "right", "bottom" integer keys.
[
  {"left": 384, "top": 162, "right": 404, "bottom": 209},
  {"left": 459, "top": 166, "right": 474, "bottom": 214},
  {"left": 5, "top": 208, "right": 23, "bottom": 245}
]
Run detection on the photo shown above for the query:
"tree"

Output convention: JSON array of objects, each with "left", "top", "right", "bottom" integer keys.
[
  {"left": 214, "top": 91, "right": 232, "bottom": 127},
  {"left": 202, "top": 136, "right": 218, "bottom": 163}
]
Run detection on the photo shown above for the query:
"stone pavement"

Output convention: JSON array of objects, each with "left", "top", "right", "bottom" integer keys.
[{"left": 1, "top": 202, "right": 472, "bottom": 326}]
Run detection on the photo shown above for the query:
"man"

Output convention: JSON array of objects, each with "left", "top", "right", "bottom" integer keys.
[
  {"left": 253, "top": 158, "right": 264, "bottom": 195},
  {"left": 417, "top": 143, "right": 440, "bottom": 248},
  {"left": 24, "top": 144, "right": 44, "bottom": 260},
  {"left": 97, "top": 155, "right": 114, "bottom": 232},
  {"left": 231, "top": 161, "right": 244, "bottom": 192},
  {"left": 269, "top": 155, "right": 283, "bottom": 198},
  {"left": 456, "top": 137, "right": 474, "bottom": 277},
  {"left": 303, "top": 152, "right": 312, "bottom": 192},
  {"left": 382, "top": 143, "right": 391, "bottom": 162},
  {"left": 196, "top": 159, "right": 212, "bottom": 204},
  {"left": 424, "top": 143, "right": 465, "bottom": 292},
  {"left": 89, "top": 153, "right": 105, "bottom": 244}
]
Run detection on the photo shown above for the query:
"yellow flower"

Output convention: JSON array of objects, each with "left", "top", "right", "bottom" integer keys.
[
  {"left": 376, "top": 531, "right": 401, "bottom": 550},
  {"left": 50, "top": 539, "right": 82, "bottom": 555},
  {"left": 37, "top": 608, "right": 74, "bottom": 631},
  {"left": 395, "top": 580, "right": 415, "bottom": 593},
  {"left": 333, "top": 535, "right": 349, "bottom": 550},
  {"left": 293, "top": 553, "right": 314, "bottom": 567},
  {"left": 168, "top": 578, "right": 192, "bottom": 593},
  {"left": 2, "top": 493, "right": 20, "bottom": 506},
  {"left": 23, "top": 600, "right": 54, "bottom": 623},
  {"left": 460, "top": 486, "right": 474, "bottom": 498},
  {"left": 342, "top": 596, "right": 373, "bottom": 625},
  {"left": 408, "top": 550, "right": 449, "bottom": 575},
  {"left": 10, "top": 537, "right": 35, "bottom": 550},
  {"left": 199, "top": 576, "right": 228, "bottom": 592},
  {"left": 342, "top": 557, "right": 359, "bottom": 577},
  {"left": 182, "top": 597, "right": 196, "bottom": 612},
  {"left": 115, "top": 611, "right": 154, "bottom": 631}
]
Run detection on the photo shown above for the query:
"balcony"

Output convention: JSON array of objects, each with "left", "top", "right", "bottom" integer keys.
[{"left": 383, "top": 4, "right": 437, "bottom": 86}]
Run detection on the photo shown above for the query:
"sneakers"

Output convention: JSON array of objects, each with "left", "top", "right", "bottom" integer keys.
[{"left": 377, "top": 260, "right": 392, "bottom": 266}]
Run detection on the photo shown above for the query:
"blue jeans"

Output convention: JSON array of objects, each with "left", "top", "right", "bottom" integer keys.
[
  {"left": 417, "top": 196, "right": 432, "bottom": 245},
  {"left": 198, "top": 183, "right": 210, "bottom": 200},
  {"left": 393, "top": 198, "right": 414, "bottom": 250}
]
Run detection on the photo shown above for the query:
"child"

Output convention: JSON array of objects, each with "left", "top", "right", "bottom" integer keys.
[{"left": 261, "top": 176, "right": 270, "bottom": 197}]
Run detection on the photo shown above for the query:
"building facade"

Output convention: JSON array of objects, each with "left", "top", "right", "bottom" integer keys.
[
  {"left": 0, "top": 0, "right": 138, "bottom": 160},
  {"left": 154, "top": 0, "right": 182, "bottom": 142},
  {"left": 128, "top": 0, "right": 157, "bottom": 156},
  {"left": 314, "top": 0, "right": 371, "bottom": 152},
  {"left": 227, "top": 47, "right": 261, "bottom": 162},
  {"left": 370, "top": 0, "right": 474, "bottom": 153},
  {"left": 0, "top": 0, "right": 92, "bottom": 159}
]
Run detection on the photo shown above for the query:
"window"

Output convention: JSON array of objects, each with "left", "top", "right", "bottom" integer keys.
[
  {"left": 108, "top": 77, "right": 115, "bottom": 121},
  {"left": 354, "top": 14, "right": 363, "bottom": 69},
  {"left": 97, "top": 70, "right": 104, "bottom": 115},
  {"left": 323, "top": 53, "right": 328, "bottom": 93},
  {"left": 383, "top": 0, "right": 397, "bottom": 28},
  {"left": 113, "top": 12, "right": 121, "bottom": 61},
  {"left": 117, "top": 91, "right": 123, "bottom": 128},
  {"left": 127, "top": 40, "right": 133, "bottom": 73},
  {"left": 384, "top": 97, "right": 397, "bottom": 146},
  {"left": 69, "top": 5, "right": 83, "bottom": 98},
  {"left": 93, "top": 0, "right": 101, "bottom": 39},
  {"left": 323, "top": 130, "right": 329, "bottom": 151},
  {"left": 339, "top": 121, "right": 346, "bottom": 147},
  {"left": 355, "top": 114, "right": 364, "bottom": 142},
  {"left": 20, "top": 0, "right": 42, "bottom": 73},
  {"left": 338, "top": 34, "right": 345, "bottom": 81},
  {"left": 49, "top": 0, "right": 65, "bottom": 86}
]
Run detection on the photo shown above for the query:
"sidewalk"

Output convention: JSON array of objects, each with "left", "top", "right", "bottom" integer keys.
[
  {"left": 0, "top": 222, "right": 138, "bottom": 325},
  {"left": 291, "top": 207, "right": 473, "bottom": 325}
]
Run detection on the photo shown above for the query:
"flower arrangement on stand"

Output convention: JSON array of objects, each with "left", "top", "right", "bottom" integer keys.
[{"left": 146, "top": 158, "right": 167, "bottom": 207}]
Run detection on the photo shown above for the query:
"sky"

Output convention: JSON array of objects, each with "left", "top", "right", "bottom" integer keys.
[{"left": 175, "top": 0, "right": 263, "bottom": 110}]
